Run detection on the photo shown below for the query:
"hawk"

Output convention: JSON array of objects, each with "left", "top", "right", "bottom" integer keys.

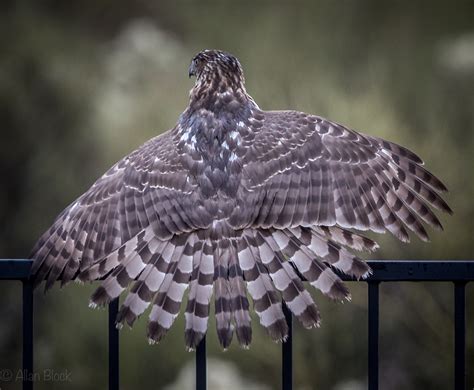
[{"left": 30, "top": 49, "right": 452, "bottom": 350}]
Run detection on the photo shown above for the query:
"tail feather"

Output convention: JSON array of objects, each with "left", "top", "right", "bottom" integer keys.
[
  {"left": 238, "top": 235, "right": 288, "bottom": 342},
  {"left": 300, "top": 227, "right": 372, "bottom": 279},
  {"left": 147, "top": 234, "right": 191, "bottom": 344},
  {"left": 228, "top": 241, "right": 252, "bottom": 348},
  {"left": 79, "top": 229, "right": 154, "bottom": 282},
  {"left": 116, "top": 239, "right": 174, "bottom": 327},
  {"left": 115, "top": 254, "right": 163, "bottom": 327},
  {"left": 266, "top": 229, "right": 350, "bottom": 301},
  {"left": 184, "top": 237, "right": 214, "bottom": 351},
  {"left": 87, "top": 230, "right": 159, "bottom": 307},
  {"left": 213, "top": 241, "right": 233, "bottom": 349},
  {"left": 252, "top": 230, "right": 321, "bottom": 329},
  {"left": 312, "top": 226, "right": 379, "bottom": 252}
]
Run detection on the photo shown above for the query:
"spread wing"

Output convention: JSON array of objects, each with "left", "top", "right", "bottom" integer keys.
[
  {"left": 29, "top": 130, "right": 205, "bottom": 289},
  {"left": 239, "top": 110, "right": 452, "bottom": 241}
]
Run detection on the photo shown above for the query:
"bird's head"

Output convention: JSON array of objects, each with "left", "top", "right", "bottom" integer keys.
[
  {"left": 185, "top": 49, "right": 256, "bottom": 114},
  {"left": 188, "top": 49, "right": 245, "bottom": 90}
]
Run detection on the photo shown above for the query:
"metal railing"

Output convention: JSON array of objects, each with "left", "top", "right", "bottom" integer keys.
[{"left": 0, "top": 259, "right": 472, "bottom": 390}]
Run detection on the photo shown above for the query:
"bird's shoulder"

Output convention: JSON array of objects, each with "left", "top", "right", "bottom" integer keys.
[{"left": 240, "top": 109, "right": 378, "bottom": 167}]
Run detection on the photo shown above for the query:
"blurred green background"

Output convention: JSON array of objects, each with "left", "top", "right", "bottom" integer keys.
[{"left": 1, "top": 1, "right": 473, "bottom": 389}]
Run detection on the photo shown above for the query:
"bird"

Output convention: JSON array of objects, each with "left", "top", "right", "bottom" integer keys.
[{"left": 30, "top": 49, "right": 452, "bottom": 351}]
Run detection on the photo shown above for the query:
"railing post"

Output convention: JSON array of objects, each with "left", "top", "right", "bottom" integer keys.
[
  {"left": 368, "top": 281, "right": 379, "bottom": 390},
  {"left": 108, "top": 298, "right": 119, "bottom": 390},
  {"left": 282, "top": 302, "right": 293, "bottom": 390},
  {"left": 196, "top": 336, "right": 207, "bottom": 390},
  {"left": 22, "top": 280, "right": 34, "bottom": 390},
  {"left": 454, "top": 281, "right": 466, "bottom": 390}
]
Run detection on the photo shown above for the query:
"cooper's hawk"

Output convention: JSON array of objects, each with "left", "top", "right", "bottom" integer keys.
[{"left": 30, "top": 49, "right": 451, "bottom": 350}]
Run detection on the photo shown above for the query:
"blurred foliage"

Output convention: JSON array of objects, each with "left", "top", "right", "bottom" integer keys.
[{"left": 0, "top": 1, "right": 473, "bottom": 389}]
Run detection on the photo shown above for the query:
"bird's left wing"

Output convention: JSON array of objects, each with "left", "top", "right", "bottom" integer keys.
[{"left": 29, "top": 130, "right": 204, "bottom": 290}]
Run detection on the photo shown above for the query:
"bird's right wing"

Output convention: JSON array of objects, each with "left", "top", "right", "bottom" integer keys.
[{"left": 238, "top": 110, "right": 451, "bottom": 241}]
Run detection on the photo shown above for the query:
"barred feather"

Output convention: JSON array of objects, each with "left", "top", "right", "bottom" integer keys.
[
  {"left": 303, "top": 227, "right": 373, "bottom": 278},
  {"left": 148, "top": 234, "right": 191, "bottom": 343},
  {"left": 213, "top": 241, "right": 233, "bottom": 349},
  {"left": 238, "top": 235, "right": 288, "bottom": 341},
  {"left": 88, "top": 231, "right": 160, "bottom": 307},
  {"left": 115, "top": 252, "right": 165, "bottom": 327},
  {"left": 80, "top": 229, "right": 155, "bottom": 284},
  {"left": 265, "top": 229, "right": 350, "bottom": 300},
  {"left": 313, "top": 226, "right": 378, "bottom": 252},
  {"left": 184, "top": 238, "right": 214, "bottom": 351},
  {"left": 252, "top": 230, "right": 321, "bottom": 329},
  {"left": 228, "top": 241, "right": 252, "bottom": 347}
]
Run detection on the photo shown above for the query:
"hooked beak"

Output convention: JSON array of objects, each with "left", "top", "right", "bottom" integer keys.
[{"left": 188, "top": 60, "right": 196, "bottom": 78}]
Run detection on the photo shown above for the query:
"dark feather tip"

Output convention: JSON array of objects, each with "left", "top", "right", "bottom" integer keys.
[{"left": 89, "top": 286, "right": 111, "bottom": 307}]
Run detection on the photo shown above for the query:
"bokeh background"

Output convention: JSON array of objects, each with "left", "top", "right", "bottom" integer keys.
[{"left": 1, "top": 1, "right": 473, "bottom": 389}]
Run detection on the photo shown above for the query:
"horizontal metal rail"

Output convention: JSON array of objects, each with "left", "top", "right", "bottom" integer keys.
[
  {"left": 1, "top": 259, "right": 473, "bottom": 281},
  {"left": 0, "top": 259, "right": 472, "bottom": 390}
]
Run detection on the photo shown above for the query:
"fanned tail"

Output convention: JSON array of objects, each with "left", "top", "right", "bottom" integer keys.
[{"left": 34, "top": 223, "right": 379, "bottom": 350}]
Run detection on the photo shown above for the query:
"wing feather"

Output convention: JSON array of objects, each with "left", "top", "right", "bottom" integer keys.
[
  {"left": 238, "top": 111, "right": 450, "bottom": 241},
  {"left": 30, "top": 132, "right": 199, "bottom": 287}
]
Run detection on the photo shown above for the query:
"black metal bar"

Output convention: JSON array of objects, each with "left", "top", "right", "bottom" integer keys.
[
  {"left": 22, "top": 280, "right": 34, "bottom": 390},
  {"left": 368, "top": 281, "right": 379, "bottom": 390},
  {"left": 108, "top": 298, "right": 119, "bottom": 390},
  {"left": 359, "top": 261, "right": 474, "bottom": 282},
  {"left": 0, "top": 259, "right": 32, "bottom": 279},
  {"left": 196, "top": 336, "right": 206, "bottom": 390},
  {"left": 282, "top": 302, "right": 293, "bottom": 390},
  {"left": 2, "top": 260, "right": 474, "bottom": 282},
  {"left": 454, "top": 282, "right": 466, "bottom": 390}
]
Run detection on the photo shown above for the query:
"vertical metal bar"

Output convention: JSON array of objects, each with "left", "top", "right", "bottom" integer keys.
[
  {"left": 368, "top": 282, "right": 379, "bottom": 390},
  {"left": 22, "top": 280, "right": 34, "bottom": 390},
  {"left": 196, "top": 336, "right": 207, "bottom": 390},
  {"left": 454, "top": 282, "right": 466, "bottom": 390},
  {"left": 282, "top": 302, "right": 293, "bottom": 390},
  {"left": 108, "top": 298, "right": 119, "bottom": 390}
]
